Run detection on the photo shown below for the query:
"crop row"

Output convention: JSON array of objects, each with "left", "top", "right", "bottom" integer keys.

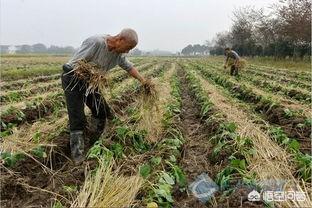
[
  {"left": 0, "top": 81, "right": 60, "bottom": 104},
  {"left": 0, "top": 63, "right": 167, "bottom": 137},
  {"left": 183, "top": 65, "right": 311, "bottom": 207},
  {"left": 193, "top": 63, "right": 311, "bottom": 144},
  {"left": 0, "top": 63, "right": 153, "bottom": 105},
  {"left": 248, "top": 65, "right": 311, "bottom": 82},
  {"left": 83, "top": 65, "right": 188, "bottom": 207},
  {"left": 1, "top": 74, "right": 61, "bottom": 91},
  {"left": 182, "top": 67, "right": 266, "bottom": 207},
  {"left": 203, "top": 62, "right": 311, "bottom": 104},
  {"left": 244, "top": 69, "right": 311, "bottom": 90}
]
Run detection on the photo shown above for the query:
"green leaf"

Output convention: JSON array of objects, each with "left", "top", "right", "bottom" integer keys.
[
  {"left": 111, "top": 143, "right": 123, "bottom": 158},
  {"left": 221, "top": 122, "right": 237, "bottom": 133},
  {"left": 155, "top": 183, "right": 173, "bottom": 202},
  {"left": 1, "top": 152, "right": 25, "bottom": 167},
  {"left": 160, "top": 172, "right": 175, "bottom": 185},
  {"left": 230, "top": 159, "right": 246, "bottom": 170},
  {"left": 169, "top": 155, "right": 176, "bottom": 163},
  {"left": 32, "top": 131, "right": 42, "bottom": 143},
  {"left": 171, "top": 165, "right": 187, "bottom": 187},
  {"left": 32, "top": 146, "right": 47, "bottom": 158},
  {"left": 139, "top": 164, "right": 151, "bottom": 178},
  {"left": 150, "top": 156, "right": 162, "bottom": 165},
  {"left": 288, "top": 140, "right": 300, "bottom": 152}
]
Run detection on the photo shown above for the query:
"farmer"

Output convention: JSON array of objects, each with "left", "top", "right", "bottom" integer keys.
[
  {"left": 62, "top": 28, "right": 147, "bottom": 164},
  {"left": 223, "top": 47, "right": 240, "bottom": 76}
]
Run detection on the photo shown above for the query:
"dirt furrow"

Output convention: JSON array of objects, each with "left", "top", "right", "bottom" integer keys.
[{"left": 173, "top": 68, "right": 220, "bottom": 208}]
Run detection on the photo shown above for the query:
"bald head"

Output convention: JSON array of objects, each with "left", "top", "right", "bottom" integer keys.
[{"left": 118, "top": 28, "right": 138, "bottom": 46}]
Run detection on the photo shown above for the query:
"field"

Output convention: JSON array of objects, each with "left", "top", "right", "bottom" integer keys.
[{"left": 0, "top": 54, "right": 311, "bottom": 208}]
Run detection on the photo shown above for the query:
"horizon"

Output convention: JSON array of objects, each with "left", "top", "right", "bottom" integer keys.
[{"left": 1, "top": 0, "right": 275, "bottom": 52}]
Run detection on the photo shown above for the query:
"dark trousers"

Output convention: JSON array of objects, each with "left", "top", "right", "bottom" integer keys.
[
  {"left": 61, "top": 64, "right": 111, "bottom": 131},
  {"left": 230, "top": 65, "right": 239, "bottom": 76}
]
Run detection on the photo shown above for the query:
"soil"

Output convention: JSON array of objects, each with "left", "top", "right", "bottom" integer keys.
[
  {"left": 214, "top": 187, "right": 264, "bottom": 208},
  {"left": 0, "top": 85, "right": 140, "bottom": 208},
  {"left": 231, "top": 83, "right": 311, "bottom": 153},
  {"left": 1, "top": 98, "right": 66, "bottom": 132},
  {"left": 173, "top": 69, "right": 266, "bottom": 208},
  {"left": 1, "top": 74, "right": 60, "bottom": 91},
  {"left": 260, "top": 105, "right": 311, "bottom": 154},
  {"left": 0, "top": 131, "right": 88, "bottom": 208},
  {"left": 172, "top": 69, "right": 225, "bottom": 207}
]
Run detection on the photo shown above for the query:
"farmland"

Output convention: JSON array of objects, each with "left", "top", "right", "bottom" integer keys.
[{"left": 0, "top": 54, "right": 311, "bottom": 208}]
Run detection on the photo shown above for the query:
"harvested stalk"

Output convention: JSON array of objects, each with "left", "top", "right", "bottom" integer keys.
[
  {"left": 139, "top": 78, "right": 159, "bottom": 108},
  {"left": 71, "top": 158, "right": 143, "bottom": 208},
  {"left": 72, "top": 59, "right": 110, "bottom": 96},
  {"left": 237, "top": 58, "right": 247, "bottom": 69},
  {"left": 136, "top": 78, "right": 162, "bottom": 142}
]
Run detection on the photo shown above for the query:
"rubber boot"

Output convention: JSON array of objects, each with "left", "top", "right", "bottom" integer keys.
[{"left": 70, "top": 130, "right": 85, "bottom": 164}]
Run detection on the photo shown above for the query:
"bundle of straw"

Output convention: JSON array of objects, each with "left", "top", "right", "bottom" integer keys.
[
  {"left": 73, "top": 59, "right": 110, "bottom": 96},
  {"left": 226, "top": 58, "right": 247, "bottom": 70},
  {"left": 136, "top": 78, "right": 161, "bottom": 142},
  {"left": 237, "top": 58, "right": 247, "bottom": 69},
  {"left": 71, "top": 158, "right": 143, "bottom": 208},
  {"left": 139, "top": 78, "right": 159, "bottom": 107}
]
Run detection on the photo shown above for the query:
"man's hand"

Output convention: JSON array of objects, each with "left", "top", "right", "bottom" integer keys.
[{"left": 128, "top": 67, "right": 146, "bottom": 84}]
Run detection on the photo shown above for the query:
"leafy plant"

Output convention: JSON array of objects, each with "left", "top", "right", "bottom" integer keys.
[
  {"left": 32, "top": 146, "right": 47, "bottom": 159},
  {"left": 150, "top": 156, "right": 162, "bottom": 166},
  {"left": 139, "top": 163, "right": 151, "bottom": 179},
  {"left": 295, "top": 153, "right": 312, "bottom": 182},
  {"left": 1, "top": 151, "right": 25, "bottom": 167},
  {"left": 110, "top": 142, "right": 124, "bottom": 158},
  {"left": 87, "top": 142, "right": 113, "bottom": 160},
  {"left": 269, "top": 127, "right": 290, "bottom": 145}
]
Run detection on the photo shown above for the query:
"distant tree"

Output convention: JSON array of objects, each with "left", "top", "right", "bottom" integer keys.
[
  {"left": 0, "top": 45, "right": 10, "bottom": 53},
  {"left": 208, "top": 0, "right": 311, "bottom": 59},
  {"left": 130, "top": 48, "right": 143, "bottom": 56},
  {"left": 209, "top": 31, "right": 232, "bottom": 55},
  {"left": 181, "top": 44, "right": 208, "bottom": 55},
  {"left": 181, "top": 44, "right": 194, "bottom": 55},
  {"left": 275, "top": 0, "right": 311, "bottom": 58},
  {"left": 47, "top": 45, "right": 75, "bottom": 54},
  {"left": 17, "top": 44, "right": 32, "bottom": 53},
  {"left": 32, "top": 43, "right": 47, "bottom": 53}
]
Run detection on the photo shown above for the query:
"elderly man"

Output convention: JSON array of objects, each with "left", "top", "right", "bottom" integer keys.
[
  {"left": 223, "top": 47, "right": 240, "bottom": 76},
  {"left": 62, "top": 28, "right": 146, "bottom": 164}
]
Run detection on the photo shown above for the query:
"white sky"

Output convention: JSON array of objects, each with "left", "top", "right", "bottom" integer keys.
[{"left": 0, "top": 0, "right": 275, "bottom": 52}]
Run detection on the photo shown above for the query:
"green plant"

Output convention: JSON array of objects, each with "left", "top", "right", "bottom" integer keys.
[
  {"left": 52, "top": 201, "right": 64, "bottom": 208},
  {"left": 0, "top": 152, "right": 25, "bottom": 167},
  {"left": 139, "top": 163, "right": 152, "bottom": 179},
  {"left": 110, "top": 142, "right": 124, "bottom": 158},
  {"left": 269, "top": 127, "right": 290, "bottom": 145},
  {"left": 87, "top": 141, "right": 113, "bottom": 160},
  {"left": 32, "top": 146, "right": 47, "bottom": 159},
  {"left": 295, "top": 153, "right": 312, "bottom": 182}
]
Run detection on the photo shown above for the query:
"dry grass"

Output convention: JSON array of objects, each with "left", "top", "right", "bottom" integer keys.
[
  {"left": 0, "top": 115, "right": 67, "bottom": 153},
  {"left": 197, "top": 73, "right": 312, "bottom": 208},
  {"left": 238, "top": 58, "right": 247, "bottom": 69},
  {"left": 70, "top": 59, "right": 110, "bottom": 96},
  {"left": 136, "top": 63, "right": 176, "bottom": 142},
  {"left": 71, "top": 158, "right": 143, "bottom": 208}
]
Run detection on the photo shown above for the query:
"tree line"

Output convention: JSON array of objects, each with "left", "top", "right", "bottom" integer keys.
[
  {"left": 182, "top": 0, "right": 311, "bottom": 59},
  {"left": 0, "top": 43, "right": 75, "bottom": 54}
]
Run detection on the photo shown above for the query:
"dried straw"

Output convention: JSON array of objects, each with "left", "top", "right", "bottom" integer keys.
[
  {"left": 71, "top": 59, "right": 110, "bottom": 96},
  {"left": 197, "top": 73, "right": 312, "bottom": 208},
  {"left": 71, "top": 158, "right": 143, "bottom": 208},
  {"left": 237, "top": 58, "right": 247, "bottom": 69},
  {"left": 136, "top": 63, "right": 176, "bottom": 142},
  {"left": 139, "top": 78, "right": 159, "bottom": 108}
]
